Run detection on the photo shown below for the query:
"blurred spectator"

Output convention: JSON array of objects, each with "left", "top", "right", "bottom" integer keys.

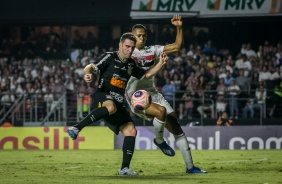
[
  {"left": 217, "top": 112, "right": 233, "bottom": 126},
  {"left": 218, "top": 67, "right": 226, "bottom": 79},
  {"left": 243, "top": 43, "right": 257, "bottom": 58},
  {"left": 236, "top": 69, "right": 250, "bottom": 95},
  {"left": 203, "top": 40, "right": 217, "bottom": 56},
  {"left": 197, "top": 83, "right": 215, "bottom": 118},
  {"left": 257, "top": 45, "right": 264, "bottom": 59},
  {"left": 64, "top": 74, "right": 74, "bottom": 92},
  {"left": 1, "top": 89, "right": 15, "bottom": 113},
  {"left": 259, "top": 65, "right": 271, "bottom": 84},
  {"left": 44, "top": 88, "right": 54, "bottom": 112},
  {"left": 270, "top": 66, "right": 281, "bottom": 85},
  {"left": 227, "top": 80, "right": 240, "bottom": 119},
  {"left": 186, "top": 44, "right": 195, "bottom": 57},
  {"left": 51, "top": 77, "right": 66, "bottom": 100},
  {"left": 234, "top": 53, "right": 243, "bottom": 69},
  {"left": 232, "top": 68, "right": 240, "bottom": 79},
  {"left": 208, "top": 68, "right": 220, "bottom": 90},
  {"left": 237, "top": 54, "right": 252, "bottom": 77},
  {"left": 242, "top": 85, "right": 266, "bottom": 118},
  {"left": 216, "top": 78, "right": 227, "bottom": 115},
  {"left": 250, "top": 71, "right": 260, "bottom": 94},
  {"left": 179, "top": 91, "right": 194, "bottom": 120},
  {"left": 74, "top": 63, "right": 84, "bottom": 78},
  {"left": 161, "top": 78, "right": 176, "bottom": 107},
  {"left": 185, "top": 71, "right": 198, "bottom": 91},
  {"left": 269, "top": 82, "right": 282, "bottom": 117},
  {"left": 223, "top": 70, "right": 234, "bottom": 87}
]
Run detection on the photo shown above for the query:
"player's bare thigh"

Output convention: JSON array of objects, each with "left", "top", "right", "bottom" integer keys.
[{"left": 145, "top": 102, "right": 166, "bottom": 121}]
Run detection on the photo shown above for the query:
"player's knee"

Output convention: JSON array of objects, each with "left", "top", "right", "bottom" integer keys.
[
  {"left": 105, "top": 104, "right": 117, "bottom": 114},
  {"left": 121, "top": 123, "right": 137, "bottom": 136},
  {"left": 165, "top": 112, "right": 183, "bottom": 133},
  {"left": 167, "top": 112, "right": 177, "bottom": 119}
]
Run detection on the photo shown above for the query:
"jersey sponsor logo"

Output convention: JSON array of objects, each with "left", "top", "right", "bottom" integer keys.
[
  {"left": 110, "top": 77, "right": 126, "bottom": 89},
  {"left": 144, "top": 50, "right": 153, "bottom": 54},
  {"left": 109, "top": 91, "right": 124, "bottom": 103},
  {"left": 113, "top": 74, "right": 127, "bottom": 81}
]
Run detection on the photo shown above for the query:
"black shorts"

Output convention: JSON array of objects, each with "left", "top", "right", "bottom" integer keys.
[{"left": 92, "top": 91, "right": 134, "bottom": 135}]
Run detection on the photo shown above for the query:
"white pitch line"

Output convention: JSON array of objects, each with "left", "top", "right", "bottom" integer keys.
[{"left": 216, "top": 158, "right": 268, "bottom": 163}]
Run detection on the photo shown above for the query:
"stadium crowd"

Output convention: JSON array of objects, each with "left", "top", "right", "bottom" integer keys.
[{"left": 1, "top": 26, "right": 282, "bottom": 122}]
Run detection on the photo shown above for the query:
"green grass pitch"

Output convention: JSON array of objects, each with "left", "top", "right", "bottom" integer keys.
[{"left": 0, "top": 150, "right": 281, "bottom": 184}]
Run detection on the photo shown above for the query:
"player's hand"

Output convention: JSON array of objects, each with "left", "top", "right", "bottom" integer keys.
[
  {"left": 171, "top": 15, "right": 182, "bottom": 28},
  {"left": 159, "top": 52, "right": 168, "bottom": 66},
  {"left": 84, "top": 74, "right": 93, "bottom": 83}
]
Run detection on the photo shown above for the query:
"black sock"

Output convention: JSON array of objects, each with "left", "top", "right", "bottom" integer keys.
[
  {"left": 74, "top": 106, "right": 109, "bottom": 131},
  {"left": 121, "top": 136, "right": 136, "bottom": 169}
]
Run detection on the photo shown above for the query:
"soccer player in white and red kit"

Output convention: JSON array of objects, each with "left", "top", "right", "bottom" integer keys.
[{"left": 126, "top": 15, "right": 206, "bottom": 174}]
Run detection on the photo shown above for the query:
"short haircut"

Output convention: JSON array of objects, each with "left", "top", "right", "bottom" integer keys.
[
  {"left": 120, "top": 32, "right": 137, "bottom": 43},
  {"left": 132, "top": 24, "right": 147, "bottom": 32}
]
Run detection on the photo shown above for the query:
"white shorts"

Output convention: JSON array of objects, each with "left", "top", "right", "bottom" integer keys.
[{"left": 125, "top": 90, "right": 174, "bottom": 121}]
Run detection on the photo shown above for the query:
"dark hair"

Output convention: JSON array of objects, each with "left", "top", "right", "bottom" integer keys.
[
  {"left": 120, "top": 32, "right": 136, "bottom": 43},
  {"left": 132, "top": 24, "right": 147, "bottom": 32}
]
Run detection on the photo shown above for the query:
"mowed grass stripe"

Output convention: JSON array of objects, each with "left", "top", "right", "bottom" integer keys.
[{"left": 0, "top": 150, "right": 281, "bottom": 184}]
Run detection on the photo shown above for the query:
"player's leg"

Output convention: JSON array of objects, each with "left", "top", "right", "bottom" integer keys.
[
  {"left": 145, "top": 102, "right": 166, "bottom": 142},
  {"left": 165, "top": 112, "right": 207, "bottom": 173},
  {"left": 145, "top": 102, "right": 175, "bottom": 156},
  {"left": 118, "top": 122, "right": 137, "bottom": 175},
  {"left": 126, "top": 91, "right": 175, "bottom": 156},
  {"left": 115, "top": 106, "right": 138, "bottom": 175},
  {"left": 67, "top": 92, "right": 115, "bottom": 140}
]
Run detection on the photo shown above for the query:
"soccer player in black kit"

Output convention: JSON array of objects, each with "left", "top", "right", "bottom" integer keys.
[{"left": 67, "top": 32, "right": 167, "bottom": 175}]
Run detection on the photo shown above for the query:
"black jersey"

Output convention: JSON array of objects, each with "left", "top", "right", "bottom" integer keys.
[{"left": 94, "top": 51, "right": 146, "bottom": 103}]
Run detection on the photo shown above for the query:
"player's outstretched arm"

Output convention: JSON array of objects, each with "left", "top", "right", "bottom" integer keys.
[
  {"left": 84, "top": 63, "right": 98, "bottom": 82},
  {"left": 163, "top": 15, "right": 183, "bottom": 54},
  {"left": 144, "top": 52, "right": 167, "bottom": 79}
]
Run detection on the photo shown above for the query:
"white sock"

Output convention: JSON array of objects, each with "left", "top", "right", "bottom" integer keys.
[
  {"left": 153, "top": 117, "right": 165, "bottom": 144},
  {"left": 175, "top": 133, "right": 194, "bottom": 169}
]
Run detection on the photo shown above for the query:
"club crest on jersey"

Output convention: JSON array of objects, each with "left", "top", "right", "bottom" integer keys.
[{"left": 137, "top": 57, "right": 146, "bottom": 66}]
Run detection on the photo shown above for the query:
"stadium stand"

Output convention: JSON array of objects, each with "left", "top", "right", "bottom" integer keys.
[{"left": 0, "top": 24, "right": 281, "bottom": 126}]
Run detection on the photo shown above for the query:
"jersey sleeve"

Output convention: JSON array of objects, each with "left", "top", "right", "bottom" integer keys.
[{"left": 93, "top": 53, "right": 112, "bottom": 70}]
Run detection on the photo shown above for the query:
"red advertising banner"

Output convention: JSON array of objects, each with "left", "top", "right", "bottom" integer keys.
[{"left": 0, "top": 127, "right": 114, "bottom": 150}]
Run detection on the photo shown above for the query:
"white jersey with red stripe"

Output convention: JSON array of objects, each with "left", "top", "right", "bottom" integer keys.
[
  {"left": 127, "top": 45, "right": 163, "bottom": 95},
  {"left": 125, "top": 45, "right": 174, "bottom": 121}
]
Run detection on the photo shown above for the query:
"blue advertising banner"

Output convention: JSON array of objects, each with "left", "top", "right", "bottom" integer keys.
[{"left": 115, "top": 126, "right": 282, "bottom": 150}]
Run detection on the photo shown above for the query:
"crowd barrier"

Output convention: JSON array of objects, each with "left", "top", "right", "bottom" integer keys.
[{"left": 0, "top": 90, "right": 281, "bottom": 126}]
